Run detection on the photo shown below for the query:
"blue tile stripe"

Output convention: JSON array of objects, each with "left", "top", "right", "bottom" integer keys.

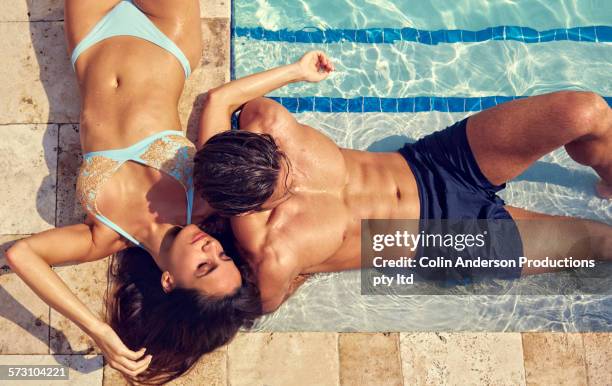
[
  {"left": 270, "top": 96, "right": 612, "bottom": 113},
  {"left": 233, "top": 25, "right": 612, "bottom": 44}
]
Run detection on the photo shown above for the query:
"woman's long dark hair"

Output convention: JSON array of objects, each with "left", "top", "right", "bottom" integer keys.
[{"left": 106, "top": 215, "right": 261, "bottom": 385}]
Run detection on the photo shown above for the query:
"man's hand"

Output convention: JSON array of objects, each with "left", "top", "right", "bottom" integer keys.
[{"left": 295, "top": 51, "right": 334, "bottom": 83}]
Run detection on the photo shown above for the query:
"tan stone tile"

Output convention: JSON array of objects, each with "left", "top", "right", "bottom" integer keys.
[
  {"left": 200, "top": 0, "right": 231, "bottom": 19},
  {"left": 0, "top": 1, "right": 63, "bottom": 21},
  {"left": 103, "top": 346, "right": 227, "bottom": 385},
  {"left": 168, "top": 346, "right": 227, "bottom": 386},
  {"left": 102, "top": 363, "right": 131, "bottom": 386},
  {"left": 27, "top": 0, "right": 64, "bottom": 21},
  {"left": 200, "top": 18, "right": 231, "bottom": 72},
  {"left": 179, "top": 19, "right": 230, "bottom": 140},
  {"left": 0, "top": 235, "right": 50, "bottom": 354},
  {"left": 228, "top": 332, "right": 339, "bottom": 386},
  {"left": 181, "top": 66, "right": 229, "bottom": 142},
  {"left": 0, "top": 354, "right": 103, "bottom": 386},
  {"left": 57, "top": 124, "right": 87, "bottom": 227},
  {"left": 582, "top": 333, "right": 611, "bottom": 386},
  {"left": 400, "top": 332, "right": 526, "bottom": 386},
  {"left": 0, "top": 22, "right": 80, "bottom": 124},
  {"left": 522, "top": 333, "right": 587, "bottom": 386},
  {"left": 50, "top": 259, "right": 110, "bottom": 354},
  {"left": 339, "top": 333, "right": 402, "bottom": 386},
  {"left": 0, "top": 124, "right": 58, "bottom": 234},
  {"left": 0, "top": 1, "right": 27, "bottom": 21}
]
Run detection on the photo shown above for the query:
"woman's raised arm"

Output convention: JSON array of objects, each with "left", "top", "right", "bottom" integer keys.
[{"left": 5, "top": 222, "right": 152, "bottom": 377}]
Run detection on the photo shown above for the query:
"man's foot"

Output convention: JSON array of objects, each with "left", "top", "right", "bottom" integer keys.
[{"left": 595, "top": 180, "right": 612, "bottom": 199}]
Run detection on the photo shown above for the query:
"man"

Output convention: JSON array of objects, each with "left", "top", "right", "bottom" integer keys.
[{"left": 195, "top": 51, "right": 612, "bottom": 312}]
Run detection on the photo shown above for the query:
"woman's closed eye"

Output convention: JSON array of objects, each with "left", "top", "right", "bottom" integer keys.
[
  {"left": 196, "top": 251, "right": 229, "bottom": 276},
  {"left": 196, "top": 262, "right": 215, "bottom": 276}
]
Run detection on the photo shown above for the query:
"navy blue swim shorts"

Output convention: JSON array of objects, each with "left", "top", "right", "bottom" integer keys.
[{"left": 398, "top": 118, "right": 523, "bottom": 281}]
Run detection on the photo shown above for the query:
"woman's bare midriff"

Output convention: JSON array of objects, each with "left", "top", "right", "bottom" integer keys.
[{"left": 75, "top": 37, "right": 187, "bottom": 152}]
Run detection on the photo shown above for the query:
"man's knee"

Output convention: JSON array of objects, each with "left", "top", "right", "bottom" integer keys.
[{"left": 547, "top": 91, "right": 610, "bottom": 138}]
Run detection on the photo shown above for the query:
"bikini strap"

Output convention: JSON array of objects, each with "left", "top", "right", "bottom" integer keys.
[
  {"left": 186, "top": 184, "right": 194, "bottom": 225},
  {"left": 94, "top": 213, "right": 144, "bottom": 248}
]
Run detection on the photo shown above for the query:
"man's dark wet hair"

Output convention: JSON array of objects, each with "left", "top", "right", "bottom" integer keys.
[
  {"left": 106, "top": 215, "right": 261, "bottom": 385},
  {"left": 194, "top": 131, "right": 290, "bottom": 216}
]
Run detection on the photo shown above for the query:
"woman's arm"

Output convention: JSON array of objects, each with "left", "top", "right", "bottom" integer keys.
[
  {"left": 5, "top": 222, "right": 152, "bottom": 377},
  {"left": 197, "top": 50, "right": 334, "bottom": 148}
]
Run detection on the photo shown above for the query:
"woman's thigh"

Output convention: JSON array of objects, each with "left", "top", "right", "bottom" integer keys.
[
  {"left": 64, "top": 0, "right": 122, "bottom": 51},
  {"left": 63, "top": 0, "right": 202, "bottom": 67},
  {"left": 133, "top": 0, "right": 200, "bottom": 19},
  {"left": 133, "top": 0, "right": 202, "bottom": 66}
]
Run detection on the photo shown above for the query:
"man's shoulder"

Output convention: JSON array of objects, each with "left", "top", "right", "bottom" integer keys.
[
  {"left": 240, "top": 97, "right": 294, "bottom": 135},
  {"left": 231, "top": 212, "right": 269, "bottom": 253}
]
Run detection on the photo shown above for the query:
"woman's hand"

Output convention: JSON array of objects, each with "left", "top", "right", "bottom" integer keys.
[
  {"left": 92, "top": 323, "right": 152, "bottom": 378},
  {"left": 295, "top": 51, "right": 334, "bottom": 83}
]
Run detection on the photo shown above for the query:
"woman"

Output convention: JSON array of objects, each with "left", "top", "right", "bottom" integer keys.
[{"left": 6, "top": 1, "right": 260, "bottom": 383}]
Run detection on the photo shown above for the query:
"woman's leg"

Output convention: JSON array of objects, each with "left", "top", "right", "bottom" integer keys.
[
  {"left": 505, "top": 206, "right": 612, "bottom": 275},
  {"left": 133, "top": 0, "right": 203, "bottom": 66},
  {"left": 64, "top": 0, "right": 202, "bottom": 68},
  {"left": 466, "top": 91, "right": 612, "bottom": 197},
  {"left": 133, "top": 0, "right": 201, "bottom": 20},
  {"left": 64, "top": 1, "right": 122, "bottom": 52}
]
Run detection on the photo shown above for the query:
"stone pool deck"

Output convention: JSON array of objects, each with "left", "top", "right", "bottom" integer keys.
[{"left": 0, "top": 1, "right": 610, "bottom": 385}]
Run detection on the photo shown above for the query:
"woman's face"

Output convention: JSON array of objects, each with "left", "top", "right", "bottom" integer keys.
[{"left": 162, "top": 224, "right": 242, "bottom": 297}]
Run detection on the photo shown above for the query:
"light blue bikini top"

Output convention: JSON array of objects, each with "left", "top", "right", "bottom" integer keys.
[
  {"left": 70, "top": 0, "right": 191, "bottom": 78},
  {"left": 76, "top": 131, "right": 196, "bottom": 248}
]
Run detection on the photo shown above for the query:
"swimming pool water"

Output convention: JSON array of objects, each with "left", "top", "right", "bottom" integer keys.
[
  {"left": 235, "top": 0, "right": 611, "bottom": 31},
  {"left": 232, "top": 0, "right": 612, "bottom": 332}
]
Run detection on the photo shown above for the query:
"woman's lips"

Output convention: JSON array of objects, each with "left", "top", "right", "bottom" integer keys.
[{"left": 191, "top": 232, "right": 206, "bottom": 244}]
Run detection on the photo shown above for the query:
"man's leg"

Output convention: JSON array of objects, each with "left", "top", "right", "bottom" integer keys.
[
  {"left": 466, "top": 91, "right": 612, "bottom": 197},
  {"left": 505, "top": 206, "right": 611, "bottom": 275}
]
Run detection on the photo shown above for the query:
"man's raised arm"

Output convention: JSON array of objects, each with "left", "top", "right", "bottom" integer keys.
[{"left": 197, "top": 51, "right": 334, "bottom": 148}]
